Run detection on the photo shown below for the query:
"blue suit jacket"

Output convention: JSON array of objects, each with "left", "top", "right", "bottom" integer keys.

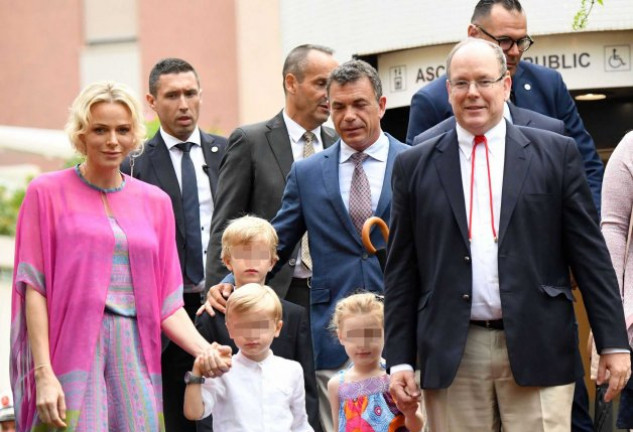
[
  {"left": 385, "top": 122, "right": 628, "bottom": 388},
  {"left": 405, "top": 61, "right": 604, "bottom": 212},
  {"left": 270, "top": 133, "right": 408, "bottom": 369}
]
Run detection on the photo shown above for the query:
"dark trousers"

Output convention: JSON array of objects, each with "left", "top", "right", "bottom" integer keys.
[
  {"left": 162, "top": 292, "right": 202, "bottom": 432},
  {"left": 285, "top": 277, "right": 311, "bottom": 312},
  {"left": 572, "top": 375, "right": 594, "bottom": 432}
]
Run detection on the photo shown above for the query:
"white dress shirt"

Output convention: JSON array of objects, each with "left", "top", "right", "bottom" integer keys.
[
  {"left": 456, "top": 120, "right": 506, "bottom": 320},
  {"left": 282, "top": 110, "right": 325, "bottom": 279},
  {"left": 162, "top": 127, "right": 213, "bottom": 291},
  {"left": 339, "top": 132, "right": 389, "bottom": 213},
  {"left": 200, "top": 350, "right": 313, "bottom": 432}
]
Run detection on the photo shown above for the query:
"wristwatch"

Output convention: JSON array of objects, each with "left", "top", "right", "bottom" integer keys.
[{"left": 184, "top": 371, "right": 206, "bottom": 385}]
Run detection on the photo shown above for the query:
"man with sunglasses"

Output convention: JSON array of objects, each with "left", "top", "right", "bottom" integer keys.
[{"left": 406, "top": 0, "right": 604, "bottom": 217}]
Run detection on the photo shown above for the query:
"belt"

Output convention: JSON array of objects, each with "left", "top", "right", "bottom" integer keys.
[
  {"left": 290, "top": 277, "right": 312, "bottom": 288},
  {"left": 470, "top": 319, "right": 504, "bottom": 330}
]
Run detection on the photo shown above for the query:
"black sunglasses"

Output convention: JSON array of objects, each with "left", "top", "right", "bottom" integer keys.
[{"left": 474, "top": 24, "right": 534, "bottom": 52}]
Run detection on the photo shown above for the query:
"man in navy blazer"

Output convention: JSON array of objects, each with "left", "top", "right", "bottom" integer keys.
[
  {"left": 406, "top": 0, "right": 604, "bottom": 214},
  {"left": 412, "top": 101, "right": 565, "bottom": 146},
  {"left": 121, "top": 58, "right": 227, "bottom": 432},
  {"left": 386, "top": 38, "right": 630, "bottom": 431}
]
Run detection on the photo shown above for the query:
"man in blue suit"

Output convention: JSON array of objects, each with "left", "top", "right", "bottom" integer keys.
[
  {"left": 406, "top": 0, "right": 604, "bottom": 215},
  {"left": 271, "top": 59, "right": 408, "bottom": 430},
  {"left": 205, "top": 60, "right": 408, "bottom": 431}
]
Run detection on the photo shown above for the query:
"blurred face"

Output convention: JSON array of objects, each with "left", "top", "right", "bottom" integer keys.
[
  {"left": 447, "top": 43, "right": 511, "bottom": 136},
  {"left": 147, "top": 71, "right": 201, "bottom": 141},
  {"left": 223, "top": 239, "right": 277, "bottom": 287},
  {"left": 329, "top": 77, "right": 386, "bottom": 152},
  {"left": 337, "top": 313, "right": 384, "bottom": 369},
  {"left": 227, "top": 309, "right": 282, "bottom": 362},
  {"left": 286, "top": 50, "right": 339, "bottom": 130},
  {"left": 80, "top": 102, "right": 136, "bottom": 171},
  {"left": 468, "top": 5, "right": 528, "bottom": 75}
]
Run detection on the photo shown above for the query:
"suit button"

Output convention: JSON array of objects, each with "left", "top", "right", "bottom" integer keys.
[
  {"left": 289, "top": 258, "right": 296, "bottom": 266},
  {"left": 462, "top": 294, "right": 471, "bottom": 302},
  {"left": 464, "top": 256, "right": 471, "bottom": 262},
  {"left": 362, "top": 253, "right": 368, "bottom": 259}
]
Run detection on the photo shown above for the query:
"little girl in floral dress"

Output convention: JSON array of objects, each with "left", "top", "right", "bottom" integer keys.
[{"left": 328, "top": 293, "right": 423, "bottom": 432}]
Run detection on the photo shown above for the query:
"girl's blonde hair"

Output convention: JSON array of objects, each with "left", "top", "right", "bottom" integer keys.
[
  {"left": 330, "top": 292, "right": 384, "bottom": 332},
  {"left": 65, "top": 81, "right": 146, "bottom": 155}
]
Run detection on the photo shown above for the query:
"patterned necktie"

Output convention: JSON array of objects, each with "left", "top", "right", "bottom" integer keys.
[
  {"left": 175, "top": 142, "right": 203, "bottom": 284},
  {"left": 348, "top": 152, "right": 372, "bottom": 235},
  {"left": 301, "top": 131, "right": 316, "bottom": 270}
]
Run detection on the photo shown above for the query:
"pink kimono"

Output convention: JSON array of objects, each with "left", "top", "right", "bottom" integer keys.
[{"left": 10, "top": 168, "right": 184, "bottom": 431}]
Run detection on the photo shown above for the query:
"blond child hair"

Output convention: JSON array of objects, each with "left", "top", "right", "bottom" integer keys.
[
  {"left": 225, "top": 283, "right": 283, "bottom": 324},
  {"left": 221, "top": 215, "right": 279, "bottom": 264},
  {"left": 330, "top": 292, "right": 384, "bottom": 332}
]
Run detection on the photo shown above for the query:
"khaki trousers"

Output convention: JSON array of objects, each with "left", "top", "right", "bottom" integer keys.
[{"left": 424, "top": 325, "right": 575, "bottom": 432}]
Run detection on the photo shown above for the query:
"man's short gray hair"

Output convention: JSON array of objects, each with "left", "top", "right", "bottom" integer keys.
[{"left": 326, "top": 60, "right": 383, "bottom": 102}]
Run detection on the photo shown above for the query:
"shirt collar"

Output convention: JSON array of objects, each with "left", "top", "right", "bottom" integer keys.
[
  {"left": 456, "top": 118, "right": 506, "bottom": 161},
  {"left": 282, "top": 109, "right": 322, "bottom": 145},
  {"left": 339, "top": 131, "right": 389, "bottom": 164},
  {"left": 235, "top": 349, "right": 274, "bottom": 367},
  {"left": 503, "top": 102, "right": 513, "bottom": 124},
  {"left": 160, "top": 126, "right": 202, "bottom": 150}
]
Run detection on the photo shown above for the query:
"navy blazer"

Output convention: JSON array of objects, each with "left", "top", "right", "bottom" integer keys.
[
  {"left": 121, "top": 130, "right": 227, "bottom": 275},
  {"left": 405, "top": 61, "right": 604, "bottom": 212},
  {"left": 385, "top": 122, "right": 628, "bottom": 388},
  {"left": 270, "top": 133, "right": 409, "bottom": 370}
]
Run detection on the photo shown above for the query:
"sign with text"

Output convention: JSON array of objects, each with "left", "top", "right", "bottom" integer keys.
[{"left": 378, "top": 30, "right": 633, "bottom": 109}]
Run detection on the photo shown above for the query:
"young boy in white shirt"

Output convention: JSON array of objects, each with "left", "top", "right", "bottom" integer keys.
[{"left": 184, "top": 283, "right": 313, "bottom": 431}]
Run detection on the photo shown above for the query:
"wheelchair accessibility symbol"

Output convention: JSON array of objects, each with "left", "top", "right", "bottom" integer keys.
[{"left": 605, "top": 45, "right": 630, "bottom": 71}]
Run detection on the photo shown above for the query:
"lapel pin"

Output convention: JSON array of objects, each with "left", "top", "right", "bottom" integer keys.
[
  {"left": 524, "top": 83, "right": 531, "bottom": 91},
  {"left": 211, "top": 146, "right": 219, "bottom": 153}
]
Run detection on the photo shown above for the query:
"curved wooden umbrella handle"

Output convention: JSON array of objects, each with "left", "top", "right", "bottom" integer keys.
[{"left": 361, "top": 216, "right": 389, "bottom": 254}]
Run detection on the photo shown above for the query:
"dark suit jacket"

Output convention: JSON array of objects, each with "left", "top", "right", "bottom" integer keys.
[
  {"left": 270, "top": 134, "right": 409, "bottom": 370},
  {"left": 405, "top": 61, "right": 604, "bottom": 212},
  {"left": 412, "top": 103, "right": 565, "bottom": 145},
  {"left": 195, "top": 300, "right": 320, "bottom": 432},
  {"left": 384, "top": 122, "right": 628, "bottom": 388},
  {"left": 121, "top": 129, "right": 227, "bottom": 276},
  {"left": 205, "top": 110, "right": 337, "bottom": 298}
]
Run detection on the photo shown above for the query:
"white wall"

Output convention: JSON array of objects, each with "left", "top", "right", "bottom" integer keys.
[{"left": 279, "top": 0, "right": 633, "bottom": 62}]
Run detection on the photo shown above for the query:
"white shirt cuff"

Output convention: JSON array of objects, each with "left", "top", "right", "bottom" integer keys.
[
  {"left": 601, "top": 348, "right": 630, "bottom": 354},
  {"left": 390, "top": 364, "right": 414, "bottom": 374}
]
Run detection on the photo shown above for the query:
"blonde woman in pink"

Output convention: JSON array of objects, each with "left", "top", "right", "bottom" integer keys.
[{"left": 10, "top": 82, "right": 230, "bottom": 431}]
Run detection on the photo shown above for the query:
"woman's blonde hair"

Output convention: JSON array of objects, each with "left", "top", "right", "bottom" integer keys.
[
  {"left": 65, "top": 81, "right": 146, "bottom": 155},
  {"left": 330, "top": 292, "right": 384, "bottom": 332}
]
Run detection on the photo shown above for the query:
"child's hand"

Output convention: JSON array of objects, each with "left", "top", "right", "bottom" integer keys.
[
  {"left": 192, "top": 356, "right": 205, "bottom": 377},
  {"left": 198, "top": 342, "right": 233, "bottom": 378},
  {"left": 397, "top": 398, "right": 419, "bottom": 417}
]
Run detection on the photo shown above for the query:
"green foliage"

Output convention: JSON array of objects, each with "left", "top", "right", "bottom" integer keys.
[
  {"left": 0, "top": 185, "right": 26, "bottom": 236},
  {"left": 573, "top": 0, "right": 604, "bottom": 30}
]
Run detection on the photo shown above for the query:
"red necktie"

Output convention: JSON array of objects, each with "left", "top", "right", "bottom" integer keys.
[{"left": 468, "top": 135, "right": 497, "bottom": 242}]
